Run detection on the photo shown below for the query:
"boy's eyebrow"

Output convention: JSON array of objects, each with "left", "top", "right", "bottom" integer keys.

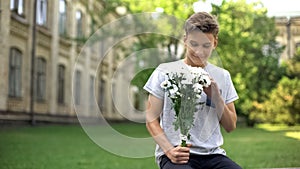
[
  {"left": 189, "top": 40, "right": 211, "bottom": 44},
  {"left": 190, "top": 40, "right": 198, "bottom": 43}
]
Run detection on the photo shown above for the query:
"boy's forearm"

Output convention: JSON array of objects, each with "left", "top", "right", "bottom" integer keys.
[
  {"left": 216, "top": 97, "right": 237, "bottom": 132},
  {"left": 146, "top": 94, "right": 174, "bottom": 153},
  {"left": 146, "top": 120, "right": 174, "bottom": 153}
]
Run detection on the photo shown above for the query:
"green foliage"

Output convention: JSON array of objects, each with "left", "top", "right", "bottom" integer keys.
[
  {"left": 212, "top": 0, "right": 285, "bottom": 119},
  {"left": 285, "top": 48, "right": 300, "bottom": 79},
  {"left": 131, "top": 68, "right": 154, "bottom": 90},
  {"left": 251, "top": 49, "right": 300, "bottom": 125},
  {"left": 251, "top": 77, "right": 300, "bottom": 125},
  {"left": 86, "top": 0, "right": 289, "bottom": 125},
  {"left": 121, "top": 0, "right": 197, "bottom": 60},
  {"left": 121, "top": 0, "right": 196, "bottom": 19}
]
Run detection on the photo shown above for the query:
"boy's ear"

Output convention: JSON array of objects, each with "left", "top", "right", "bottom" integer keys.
[{"left": 214, "top": 37, "right": 218, "bottom": 48}]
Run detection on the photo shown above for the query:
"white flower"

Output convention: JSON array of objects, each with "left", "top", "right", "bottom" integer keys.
[
  {"left": 180, "top": 134, "right": 188, "bottom": 141},
  {"left": 200, "top": 75, "right": 211, "bottom": 87},
  {"left": 160, "top": 80, "right": 171, "bottom": 89},
  {"left": 169, "top": 84, "right": 179, "bottom": 96},
  {"left": 187, "top": 65, "right": 205, "bottom": 74},
  {"left": 175, "top": 92, "right": 182, "bottom": 97},
  {"left": 193, "top": 85, "right": 203, "bottom": 97},
  {"left": 160, "top": 67, "right": 211, "bottom": 147},
  {"left": 193, "top": 83, "right": 203, "bottom": 91}
]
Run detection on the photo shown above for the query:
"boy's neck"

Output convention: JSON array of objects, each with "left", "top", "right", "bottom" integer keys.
[{"left": 183, "top": 57, "right": 207, "bottom": 68}]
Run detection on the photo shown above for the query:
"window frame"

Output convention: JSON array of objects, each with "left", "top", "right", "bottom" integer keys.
[
  {"left": 74, "top": 70, "right": 81, "bottom": 105},
  {"left": 10, "top": 0, "right": 25, "bottom": 16},
  {"left": 8, "top": 47, "right": 22, "bottom": 98},
  {"left": 98, "top": 79, "right": 106, "bottom": 112},
  {"left": 35, "top": 57, "right": 47, "bottom": 101},
  {"left": 89, "top": 75, "right": 95, "bottom": 110},
  {"left": 58, "top": 0, "right": 67, "bottom": 36},
  {"left": 57, "top": 64, "right": 65, "bottom": 104},
  {"left": 36, "top": 0, "right": 48, "bottom": 26},
  {"left": 75, "top": 10, "right": 83, "bottom": 37}
]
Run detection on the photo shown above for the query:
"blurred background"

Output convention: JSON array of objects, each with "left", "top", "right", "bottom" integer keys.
[{"left": 0, "top": 0, "right": 299, "bottom": 168}]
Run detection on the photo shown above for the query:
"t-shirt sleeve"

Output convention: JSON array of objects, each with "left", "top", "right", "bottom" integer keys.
[
  {"left": 224, "top": 71, "right": 239, "bottom": 104},
  {"left": 143, "top": 67, "right": 166, "bottom": 100}
]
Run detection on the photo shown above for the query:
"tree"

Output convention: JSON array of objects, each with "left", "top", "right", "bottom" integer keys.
[
  {"left": 211, "top": 0, "right": 285, "bottom": 124},
  {"left": 82, "top": 0, "right": 201, "bottom": 110},
  {"left": 83, "top": 0, "right": 286, "bottom": 123},
  {"left": 83, "top": 0, "right": 197, "bottom": 57},
  {"left": 112, "top": 0, "right": 199, "bottom": 89},
  {"left": 251, "top": 77, "right": 300, "bottom": 125},
  {"left": 286, "top": 48, "right": 300, "bottom": 79},
  {"left": 251, "top": 48, "right": 300, "bottom": 125}
]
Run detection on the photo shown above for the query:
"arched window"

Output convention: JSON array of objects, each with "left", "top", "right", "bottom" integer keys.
[
  {"left": 10, "top": 0, "right": 24, "bottom": 16},
  {"left": 59, "top": 0, "right": 67, "bottom": 35},
  {"left": 76, "top": 10, "right": 83, "bottom": 37},
  {"left": 36, "top": 0, "right": 47, "bottom": 26},
  {"left": 9, "top": 47, "right": 22, "bottom": 97},
  {"left": 35, "top": 57, "right": 47, "bottom": 101},
  {"left": 57, "top": 64, "right": 65, "bottom": 104}
]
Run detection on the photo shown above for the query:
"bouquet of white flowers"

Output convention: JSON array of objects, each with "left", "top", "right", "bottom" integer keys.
[{"left": 160, "top": 65, "right": 211, "bottom": 147}]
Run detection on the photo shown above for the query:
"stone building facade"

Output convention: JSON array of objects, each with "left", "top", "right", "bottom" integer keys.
[
  {"left": 275, "top": 16, "right": 300, "bottom": 60},
  {"left": 0, "top": 0, "right": 141, "bottom": 124}
]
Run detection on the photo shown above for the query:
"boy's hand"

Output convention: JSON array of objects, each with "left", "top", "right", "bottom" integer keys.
[
  {"left": 165, "top": 145, "right": 191, "bottom": 164},
  {"left": 204, "top": 78, "right": 222, "bottom": 104}
]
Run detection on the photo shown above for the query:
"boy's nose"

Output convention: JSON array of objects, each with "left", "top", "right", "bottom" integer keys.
[{"left": 195, "top": 48, "right": 204, "bottom": 55}]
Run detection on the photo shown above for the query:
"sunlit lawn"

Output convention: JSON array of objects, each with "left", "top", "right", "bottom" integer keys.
[{"left": 0, "top": 123, "right": 299, "bottom": 169}]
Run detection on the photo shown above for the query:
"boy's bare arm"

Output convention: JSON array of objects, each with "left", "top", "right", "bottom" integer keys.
[
  {"left": 146, "top": 94, "right": 190, "bottom": 164},
  {"left": 204, "top": 79, "right": 237, "bottom": 132}
]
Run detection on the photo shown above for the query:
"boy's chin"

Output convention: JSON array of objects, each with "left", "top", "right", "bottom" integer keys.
[{"left": 191, "top": 60, "right": 207, "bottom": 67}]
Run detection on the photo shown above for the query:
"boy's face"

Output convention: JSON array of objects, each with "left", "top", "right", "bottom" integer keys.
[{"left": 184, "top": 31, "right": 217, "bottom": 67}]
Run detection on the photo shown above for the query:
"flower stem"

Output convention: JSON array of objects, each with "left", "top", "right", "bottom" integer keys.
[{"left": 181, "top": 140, "right": 187, "bottom": 147}]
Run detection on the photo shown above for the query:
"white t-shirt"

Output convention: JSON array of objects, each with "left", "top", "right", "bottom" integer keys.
[{"left": 143, "top": 60, "right": 239, "bottom": 164}]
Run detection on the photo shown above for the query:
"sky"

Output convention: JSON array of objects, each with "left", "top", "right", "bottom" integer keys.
[
  {"left": 259, "top": 0, "right": 300, "bottom": 17},
  {"left": 193, "top": 0, "right": 300, "bottom": 17}
]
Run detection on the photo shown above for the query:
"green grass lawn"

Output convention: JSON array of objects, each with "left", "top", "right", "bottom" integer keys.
[{"left": 0, "top": 123, "right": 299, "bottom": 169}]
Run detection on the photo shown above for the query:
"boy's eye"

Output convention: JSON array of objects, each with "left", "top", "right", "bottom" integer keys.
[
  {"left": 190, "top": 41, "right": 199, "bottom": 47},
  {"left": 189, "top": 41, "right": 212, "bottom": 48},
  {"left": 203, "top": 43, "right": 211, "bottom": 48}
]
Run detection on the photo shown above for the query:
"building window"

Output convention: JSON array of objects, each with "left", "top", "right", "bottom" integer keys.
[
  {"left": 57, "top": 64, "right": 65, "bottom": 104},
  {"left": 9, "top": 47, "right": 22, "bottom": 97},
  {"left": 75, "top": 70, "right": 81, "bottom": 105},
  {"left": 76, "top": 10, "right": 83, "bottom": 37},
  {"left": 10, "top": 0, "right": 24, "bottom": 16},
  {"left": 59, "top": 0, "right": 67, "bottom": 35},
  {"left": 36, "top": 0, "right": 47, "bottom": 26},
  {"left": 89, "top": 75, "right": 95, "bottom": 110},
  {"left": 98, "top": 79, "right": 106, "bottom": 112},
  {"left": 35, "top": 58, "right": 47, "bottom": 101}
]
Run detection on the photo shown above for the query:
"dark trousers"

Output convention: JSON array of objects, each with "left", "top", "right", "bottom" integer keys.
[{"left": 160, "top": 154, "right": 242, "bottom": 169}]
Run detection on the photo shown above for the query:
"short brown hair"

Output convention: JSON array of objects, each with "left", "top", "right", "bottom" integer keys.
[{"left": 184, "top": 12, "right": 219, "bottom": 38}]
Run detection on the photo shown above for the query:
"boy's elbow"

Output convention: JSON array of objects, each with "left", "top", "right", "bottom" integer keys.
[
  {"left": 224, "top": 123, "right": 236, "bottom": 133},
  {"left": 146, "top": 119, "right": 159, "bottom": 131},
  {"left": 146, "top": 121, "right": 151, "bottom": 130}
]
